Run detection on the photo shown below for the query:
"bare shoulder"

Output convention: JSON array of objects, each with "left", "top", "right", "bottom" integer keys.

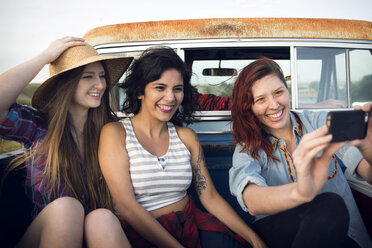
[
  {"left": 175, "top": 125, "right": 199, "bottom": 150},
  {"left": 102, "top": 121, "right": 125, "bottom": 133},
  {"left": 100, "top": 121, "right": 126, "bottom": 144}
]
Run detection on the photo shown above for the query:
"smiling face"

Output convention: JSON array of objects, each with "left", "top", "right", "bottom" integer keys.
[
  {"left": 251, "top": 74, "right": 291, "bottom": 134},
  {"left": 71, "top": 62, "right": 107, "bottom": 112},
  {"left": 138, "top": 69, "right": 184, "bottom": 122}
]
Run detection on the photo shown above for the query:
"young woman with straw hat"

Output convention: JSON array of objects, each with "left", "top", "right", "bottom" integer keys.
[{"left": 0, "top": 36, "right": 132, "bottom": 247}]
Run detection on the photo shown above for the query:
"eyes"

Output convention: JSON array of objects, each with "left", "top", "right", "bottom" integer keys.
[
  {"left": 154, "top": 84, "right": 184, "bottom": 93},
  {"left": 254, "top": 89, "right": 284, "bottom": 103},
  {"left": 82, "top": 74, "right": 106, "bottom": 79}
]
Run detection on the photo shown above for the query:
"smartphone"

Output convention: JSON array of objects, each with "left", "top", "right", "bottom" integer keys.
[{"left": 326, "top": 110, "right": 369, "bottom": 142}]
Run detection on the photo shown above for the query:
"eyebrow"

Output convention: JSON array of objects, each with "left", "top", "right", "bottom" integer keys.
[
  {"left": 254, "top": 94, "right": 264, "bottom": 100},
  {"left": 254, "top": 85, "right": 285, "bottom": 99},
  {"left": 82, "top": 70, "right": 105, "bottom": 74},
  {"left": 153, "top": 82, "right": 184, "bottom": 87},
  {"left": 275, "top": 85, "right": 285, "bottom": 91}
]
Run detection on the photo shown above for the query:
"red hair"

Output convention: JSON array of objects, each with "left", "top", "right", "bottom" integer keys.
[{"left": 231, "top": 57, "right": 287, "bottom": 161}]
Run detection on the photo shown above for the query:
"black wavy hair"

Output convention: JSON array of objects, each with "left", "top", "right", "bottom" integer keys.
[{"left": 120, "top": 46, "right": 198, "bottom": 126}]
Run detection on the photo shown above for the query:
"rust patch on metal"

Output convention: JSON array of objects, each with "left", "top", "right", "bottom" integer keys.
[{"left": 83, "top": 18, "right": 372, "bottom": 46}]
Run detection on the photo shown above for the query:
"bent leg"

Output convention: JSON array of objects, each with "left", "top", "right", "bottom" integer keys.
[
  {"left": 16, "top": 196, "right": 85, "bottom": 248},
  {"left": 85, "top": 208, "right": 131, "bottom": 248},
  {"left": 252, "top": 192, "right": 349, "bottom": 248},
  {"left": 199, "top": 230, "right": 244, "bottom": 248}
]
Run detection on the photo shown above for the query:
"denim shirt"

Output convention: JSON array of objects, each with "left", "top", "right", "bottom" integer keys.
[{"left": 229, "top": 111, "right": 371, "bottom": 248}]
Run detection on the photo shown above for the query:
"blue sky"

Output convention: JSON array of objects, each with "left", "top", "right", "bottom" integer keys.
[{"left": 1, "top": 0, "right": 371, "bottom": 83}]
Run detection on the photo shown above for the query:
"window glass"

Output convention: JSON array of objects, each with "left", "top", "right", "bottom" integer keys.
[
  {"left": 296, "top": 47, "right": 347, "bottom": 109},
  {"left": 350, "top": 49, "right": 372, "bottom": 106},
  {"left": 191, "top": 60, "right": 248, "bottom": 97},
  {"left": 191, "top": 59, "right": 290, "bottom": 99},
  {"left": 114, "top": 50, "right": 159, "bottom": 111}
]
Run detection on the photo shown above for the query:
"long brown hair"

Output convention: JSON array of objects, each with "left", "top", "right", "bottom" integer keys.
[
  {"left": 6, "top": 62, "right": 115, "bottom": 212},
  {"left": 231, "top": 57, "right": 287, "bottom": 161}
]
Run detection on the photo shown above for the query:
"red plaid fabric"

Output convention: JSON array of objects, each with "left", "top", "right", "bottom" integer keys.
[
  {"left": 0, "top": 103, "right": 64, "bottom": 215},
  {"left": 196, "top": 93, "right": 231, "bottom": 111},
  {"left": 120, "top": 196, "right": 249, "bottom": 248}
]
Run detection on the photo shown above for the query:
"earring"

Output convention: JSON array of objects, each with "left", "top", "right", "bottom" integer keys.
[{"left": 178, "top": 105, "right": 184, "bottom": 113}]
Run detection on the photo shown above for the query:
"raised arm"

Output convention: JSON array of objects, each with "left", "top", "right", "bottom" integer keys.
[
  {"left": 98, "top": 122, "right": 183, "bottom": 248},
  {"left": 241, "top": 126, "right": 345, "bottom": 216},
  {"left": 178, "top": 127, "right": 267, "bottom": 248},
  {"left": 0, "top": 36, "right": 85, "bottom": 119}
]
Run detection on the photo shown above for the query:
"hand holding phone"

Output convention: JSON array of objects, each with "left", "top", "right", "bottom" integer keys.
[
  {"left": 348, "top": 103, "right": 372, "bottom": 166},
  {"left": 326, "top": 110, "right": 369, "bottom": 142}
]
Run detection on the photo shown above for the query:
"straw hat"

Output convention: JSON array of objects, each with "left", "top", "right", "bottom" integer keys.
[{"left": 31, "top": 43, "right": 133, "bottom": 109}]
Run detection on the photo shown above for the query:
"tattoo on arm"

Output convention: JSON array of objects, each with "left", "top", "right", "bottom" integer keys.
[{"left": 192, "top": 142, "right": 207, "bottom": 196}]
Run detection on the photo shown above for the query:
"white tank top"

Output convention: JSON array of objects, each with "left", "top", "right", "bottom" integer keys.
[{"left": 121, "top": 118, "right": 192, "bottom": 211}]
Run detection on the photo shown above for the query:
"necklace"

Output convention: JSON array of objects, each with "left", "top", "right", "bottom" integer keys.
[{"left": 272, "top": 113, "right": 337, "bottom": 183}]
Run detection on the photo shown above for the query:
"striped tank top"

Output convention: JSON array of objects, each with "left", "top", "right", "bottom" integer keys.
[{"left": 121, "top": 118, "right": 192, "bottom": 211}]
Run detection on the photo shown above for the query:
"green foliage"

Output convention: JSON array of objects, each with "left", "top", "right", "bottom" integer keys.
[
  {"left": 1, "top": 83, "right": 40, "bottom": 153},
  {"left": 351, "top": 74, "right": 372, "bottom": 102},
  {"left": 15, "top": 83, "right": 41, "bottom": 106},
  {"left": 309, "top": 81, "right": 319, "bottom": 90},
  {"left": 0, "top": 139, "right": 22, "bottom": 153}
]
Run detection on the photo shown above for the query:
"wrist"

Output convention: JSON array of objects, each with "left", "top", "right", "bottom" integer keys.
[
  {"left": 37, "top": 50, "right": 55, "bottom": 65},
  {"left": 292, "top": 182, "right": 316, "bottom": 204}
]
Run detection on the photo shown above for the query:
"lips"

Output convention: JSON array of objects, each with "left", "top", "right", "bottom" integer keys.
[
  {"left": 266, "top": 109, "right": 283, "bottom": 121},
  {"left": 88, "top": 92, "right": 102, "bottom": 99},
  {"left": 158, "top": 104, "right": 174, "bottom": 113}
]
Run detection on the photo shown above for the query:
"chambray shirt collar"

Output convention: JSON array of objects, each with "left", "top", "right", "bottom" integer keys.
[{"left": 267, "top": 111, "right": 303, "bottom": 151}]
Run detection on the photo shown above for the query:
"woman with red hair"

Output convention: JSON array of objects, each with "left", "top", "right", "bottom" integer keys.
[{"left": 229, "top": 57, "right": 371, "bottom": 248}]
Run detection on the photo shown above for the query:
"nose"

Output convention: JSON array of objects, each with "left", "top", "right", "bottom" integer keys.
[
  {"left": 164, "top": 89, "right": 176, "bottom": 102},
  {"left": 94, "top": 75, "right": 106, "bottom": 90},
  {"left": 268, "top": 96, "right": 279, "bottom": 109}
]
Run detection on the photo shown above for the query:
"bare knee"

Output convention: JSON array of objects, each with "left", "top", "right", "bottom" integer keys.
[
  {"left": 85, "top": 208, "right": 120, "bottom": 231},
  {"left": 42, "top": 197, "right": 84, "bottom": 235},
  {"left": 32, "top": 196, "right": 85, "bottom": 231},
  {"left": 47, "top": 197, "right": 85, "bottom": 217},
  {"left": 85, "top": 209, "right": 130, "bottom": 248},
  {"left": 17, "top": 197, "right": 85, "bottom": 248}
]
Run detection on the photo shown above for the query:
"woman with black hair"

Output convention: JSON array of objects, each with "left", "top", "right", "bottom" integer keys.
[{"left": 97, "top": 47, "right": 266, "bottom": 248}]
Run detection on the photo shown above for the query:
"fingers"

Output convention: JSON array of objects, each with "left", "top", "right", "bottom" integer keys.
[
  {"left": 56, "top": 36, "right": 86, "bottom": 49},
  {"left": 59, "top": 36, "right": 86, "bottom": 47},
  {"left": 352, "top": 102, "right": 372, "bottom": 150},
  {"left": 354, "top": 102, "right": 372, "bottom": 112},
  {"left": 322, "top": 141, "right": 345, "bottom": 158},
  {"left": 361, "top": 102, "right": 372, "bottom": 112},
  {"left": 43, "top": 36, "right": 86, "bottom": 63},
  {"left": 292, "top": 126, "right": 344, "bottom": 197},
  {"left": 61, "top": 36, "right": 85, "bottom": 42},
  {"left": 302, "top": 125, "right": 330, "bottom": 141},
  {"left": 295, "top": 126, "right": 331, "bottom": 154},
  {"left": 349, "top": 139, "right": 362, "bottom": 147},
  {"left": 293, "top": 126, "right": 333, "bottom": 167},
  {"left": 315, "top": 142, "right": 345, "bottom": 169}
]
